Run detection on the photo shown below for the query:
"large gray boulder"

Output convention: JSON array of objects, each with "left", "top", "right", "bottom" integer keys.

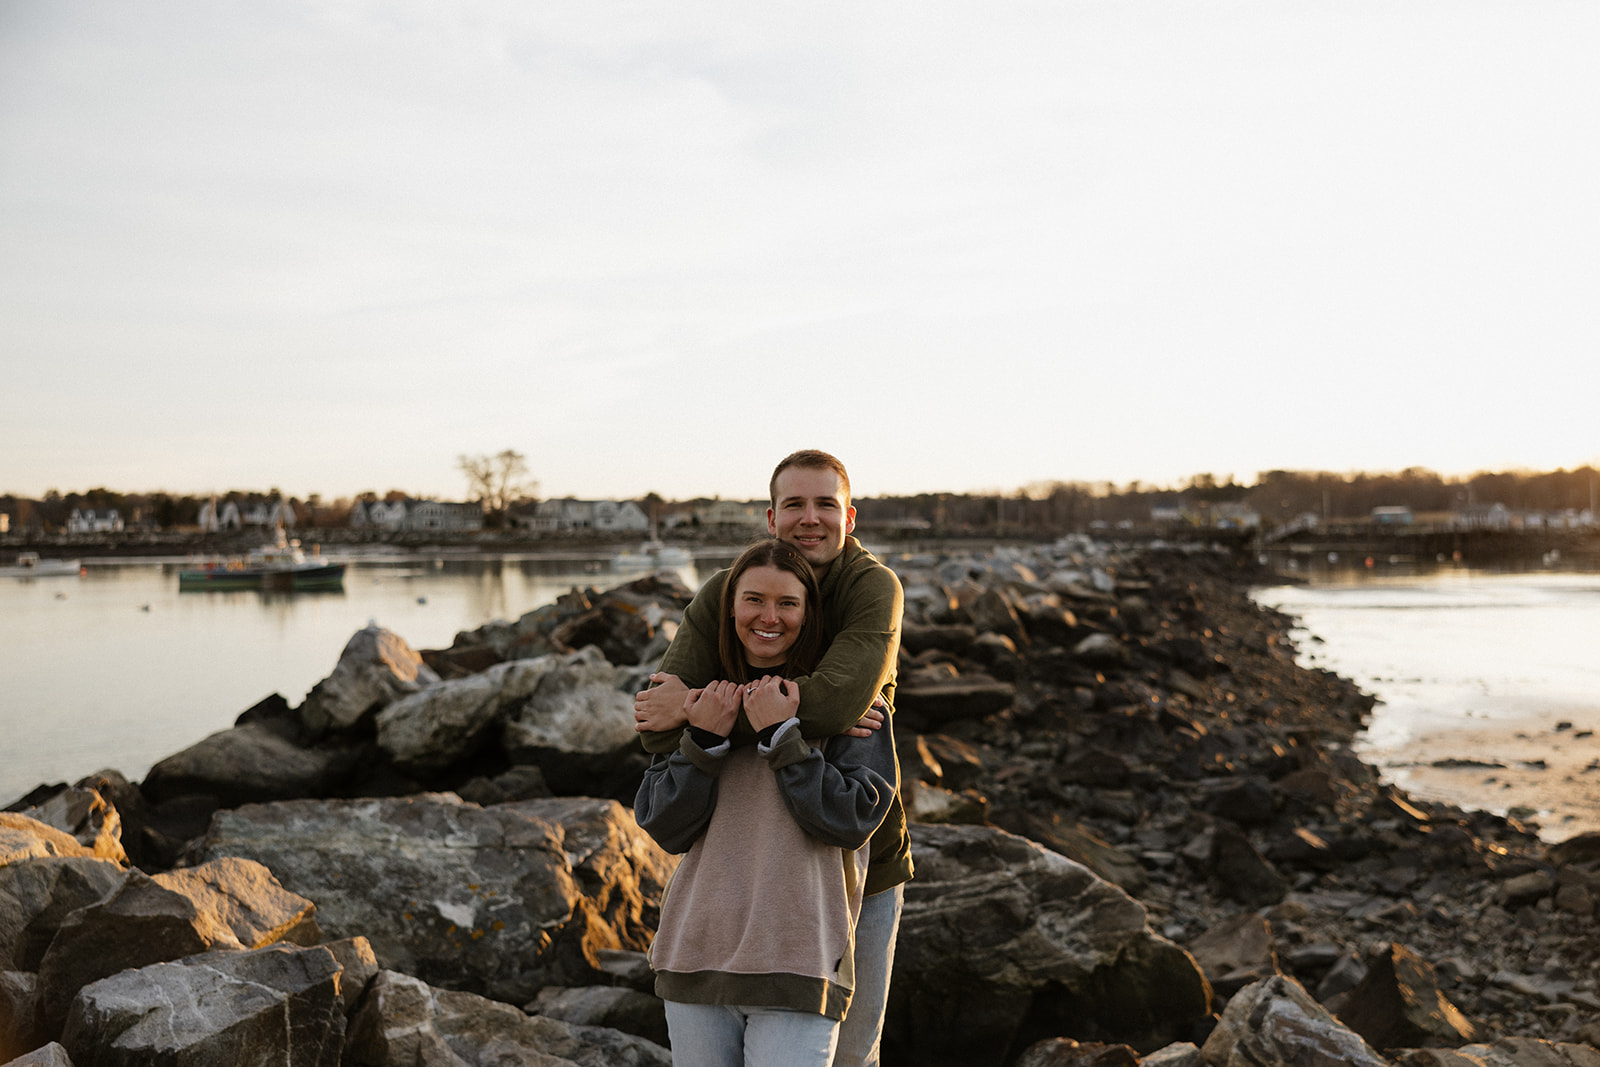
[
  {"left": 375, "top": 657, "right": 559, "bottom": 772},
  {"left": 60, "top": 943, "right": 346, "bottom": 1067},
  {"left": 500, "top": 647, "right": 644, "bottom": 793},
  {"left": 299, "top": 625, "right": 441, "bottom": 737},
  {"left": 198, "top": 793, "right": 674, "bottom": 1005},
  {"left": 1202, "top": 974, "right": 1389, "bottom": 1067},
  {"left": 885, "top": 824, "right": 1212, "bottom": 1066},
  {"left": 140, "top": 723, "right": 363, "bottom": 806},
  {"left": 345, "top": 969, "right": 671, "bottom": 1067},
  {"left": 1, "top": 1042, "right": 71, "bottom": 1066}
]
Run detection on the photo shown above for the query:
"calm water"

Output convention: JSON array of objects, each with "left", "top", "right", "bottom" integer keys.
[
  {"left": 8, "top": 554, "right": 1600, "bottom": 843},
  {"left": 1253, "top": 565, "right": 1600, "bottom": 841},
  {"left": 0, "top": 551, "right": 711, "bottom": 805}
]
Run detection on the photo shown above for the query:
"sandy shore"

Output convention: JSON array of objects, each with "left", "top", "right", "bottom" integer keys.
[{"left": 1356, "top": 708, "right": 1600, "bottom": 842}]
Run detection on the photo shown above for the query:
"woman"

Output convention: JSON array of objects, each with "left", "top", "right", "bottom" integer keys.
[{"left": 634, "top": 538, "right": 899, "bottom": 1066}]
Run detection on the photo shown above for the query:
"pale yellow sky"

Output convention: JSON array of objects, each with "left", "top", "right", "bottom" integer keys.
[{"left": 3, "top": 1, "right": 1597, "bottom": 501}]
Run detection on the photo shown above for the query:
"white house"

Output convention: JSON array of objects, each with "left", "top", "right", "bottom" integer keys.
[
  {"left": 406, "top": 500, "right": 484, "bottom": 532},
  {"left": 525, "top": 499, "right": 650, "bottom": 533},
  {"left": 67, "top": 508, "right": 124, "bottom": 533},
  {"left": 693, "top": 500, "right": 766, "bottom": 529},
  {"left": 1453, "top": 503, "right": 1512, "bottom": 530},
  {"left": 350, "top": 500, "right": 409, "bottom": 531}
]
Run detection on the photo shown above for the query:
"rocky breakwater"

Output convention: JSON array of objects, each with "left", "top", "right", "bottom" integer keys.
[{"left": 1, "top": 545, "right": 1598, "bottom": 1067}]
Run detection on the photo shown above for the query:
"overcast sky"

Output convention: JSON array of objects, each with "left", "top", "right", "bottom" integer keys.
[{"left": 3, "top": 1, "right": 1597, "bottom": 503}]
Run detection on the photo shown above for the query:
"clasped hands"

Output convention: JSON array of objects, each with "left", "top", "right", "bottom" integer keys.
[{"left": 633, "top": 672, "right": 887, "bottom": 738}]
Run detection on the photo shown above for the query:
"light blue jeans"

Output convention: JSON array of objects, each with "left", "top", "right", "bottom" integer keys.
[
  {"left": 664, "top": 1002, "right": 839, "bottom": 1066},
  {"left": 833, "top": 883, "right": 904, "bottom": 1067}
]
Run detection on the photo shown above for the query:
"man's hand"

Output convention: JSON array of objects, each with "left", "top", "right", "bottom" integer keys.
[
  {"left": 745, "top": 675, "right": 800, "bottom": 732},
  {"left": 634, "top": 672, "right": 691, "bottom": 733},
  {"left": 842, "top": 695, "right": 889, "bottom": 739},
  {"left": 685, "top": 680, "right": 742, "bottom": 737}
]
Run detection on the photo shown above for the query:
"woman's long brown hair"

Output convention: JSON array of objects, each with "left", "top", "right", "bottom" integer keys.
[{"left": 717, "top": 538, "right": 823, "bottom": 683}]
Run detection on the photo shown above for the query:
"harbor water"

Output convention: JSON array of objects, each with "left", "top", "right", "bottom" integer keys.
[
  {"left": 5, "top": 550, "right": 1598, "bottom": 846},
  {"left": 0, "top": 551, "right": 709, "bottom": 805},
  {"left": 1252, "top": 563, "right": 1600, "bottom": 841}
]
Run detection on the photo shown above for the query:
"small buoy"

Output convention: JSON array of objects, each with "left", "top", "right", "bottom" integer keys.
[
  {"left": 417, "top": 596, "right": 427, "bottom": 604},
  {"left": 139, "top": 604, "right": 151, "bottom": 612}
]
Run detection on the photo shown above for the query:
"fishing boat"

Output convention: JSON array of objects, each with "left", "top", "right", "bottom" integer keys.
[
  {"left": 610, "top": 539, "right": 693, "bottom": 573},
  {"left": 0, "top": 551, "right": 83, "bottom": 578},
  {"left": 178, "top": 531, "right": 345, "bottom": 591}
]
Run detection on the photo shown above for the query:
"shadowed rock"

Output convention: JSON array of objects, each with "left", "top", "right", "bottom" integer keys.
[
  {"left": 35, "top": 858, "right": 316, "bottom": 1032},
  {"left": 0, "top": 858, "right": 126, "bottom": 972},
  {"left": 60, "top": 943, "right": 346, "bottom": 1067},
  {"left": 884, "top": 824, "right": 1210, "bottom": 1066},
  {"left": 1338, "top": 942, "right": 1477, "bottom": 1051},
  {"left": 345, "top": 969, "right": 671, "bottom": 1066},
  {"left": 140, "top": 723, "right": 364, "bottom": 807}
]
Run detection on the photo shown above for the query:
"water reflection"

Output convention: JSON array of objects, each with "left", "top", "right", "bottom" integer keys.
[{"left": 0, "top": 554, "right": 713, "bottom": 804}]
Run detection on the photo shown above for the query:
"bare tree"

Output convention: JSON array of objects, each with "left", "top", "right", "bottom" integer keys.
[{"left": 457, "top": 449, "right": 535, "bottom": 527}]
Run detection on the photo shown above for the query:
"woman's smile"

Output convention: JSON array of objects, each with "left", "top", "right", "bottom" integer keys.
[{"left": 732, "top": 564, "right": 807, "bottom": 668}]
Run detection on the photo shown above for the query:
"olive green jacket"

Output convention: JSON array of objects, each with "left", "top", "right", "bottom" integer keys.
[{"left": 640, "top": 536, "right": 913, "bottom": 894}]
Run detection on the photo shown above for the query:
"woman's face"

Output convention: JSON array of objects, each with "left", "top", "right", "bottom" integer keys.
[{"left": 732, "top": 564, "right": 807, "bottom": 668}]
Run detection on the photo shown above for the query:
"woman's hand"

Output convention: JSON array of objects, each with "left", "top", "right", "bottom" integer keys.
[
  {"left": 684, "top": 680, "right": 742, "bottom": 737},
  {"left": 744, "top": 675, "right": 800, "bottom": 731}
]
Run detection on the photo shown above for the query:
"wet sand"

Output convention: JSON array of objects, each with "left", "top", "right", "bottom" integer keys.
[{"left": 1356, "top": 709, "right": 1600, "bottom": 842}]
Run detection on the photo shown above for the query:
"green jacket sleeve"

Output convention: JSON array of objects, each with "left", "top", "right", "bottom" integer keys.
[
  {"left": 638, "top": 570, "right": 727, "bottom": 755},
  {"left": 788, "top": 559, "right": 903, "bottom": 740}
]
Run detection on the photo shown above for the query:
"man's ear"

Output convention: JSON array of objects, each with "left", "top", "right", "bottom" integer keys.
[
  {"left": 845, "top": 506, "right": 857, "bottom": 534},
  {"left": 766, "top": 507, "right": 777, "bottom": 535}
]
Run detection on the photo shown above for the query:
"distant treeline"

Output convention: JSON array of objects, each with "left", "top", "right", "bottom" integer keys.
[
  {"left": 4, "top": 466, "right": 1598, "bottom": 537},
  {"left": 863, "top": 465, "right": 1600, "bottom": 534}
]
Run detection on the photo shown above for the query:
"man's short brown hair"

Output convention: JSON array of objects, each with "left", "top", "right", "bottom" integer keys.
[{"left": 769, "top": 450, "right": 852, "bottom": 507}]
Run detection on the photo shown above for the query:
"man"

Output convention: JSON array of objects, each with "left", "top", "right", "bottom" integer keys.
[{"left": 634, "top": 449, "right": 910, "bottom": 1067}]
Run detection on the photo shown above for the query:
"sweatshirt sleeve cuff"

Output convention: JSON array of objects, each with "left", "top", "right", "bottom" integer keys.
[{"left": 758, "top": 718, "right": 807, "bottom": 766}]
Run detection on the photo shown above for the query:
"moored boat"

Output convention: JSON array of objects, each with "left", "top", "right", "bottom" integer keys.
[
  {"left": 1, "top": 552, "right": 83, "bottom": 578},
  {"left": 178, "top": 532, "right": 345, "bottom": 591},
  {"left": 610, "top": 539, "right": 693, "bottom": 573}
]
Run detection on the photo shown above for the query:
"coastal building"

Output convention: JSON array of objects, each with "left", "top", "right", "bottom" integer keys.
[
  {"left": 692, "top": 499, "right": 766, "bottom": 529},
  {"left": 348, "top": 498, "right": 482, "bottom": 532},
  {"left": 66, "top": 508, "right": 125, "bottom": 534},
  {"left": 522, "top": 499, "right": 651, "bottom": 533},
  {"left": 349, "top": 499, "right": 408, "bottom": 531},
  {"left": 198, "top": 498, "right": 240, "bottom": 531},
  {"left": 1452, "top": 503, "right": 1512, "bottom": 530},
  {"left": 406, "top": 500, "right": 484, "bottom": 532}
]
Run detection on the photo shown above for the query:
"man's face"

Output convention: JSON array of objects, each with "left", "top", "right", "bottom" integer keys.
[{"left": 768, "top": 466, "right": 856, "bottom": 575}]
